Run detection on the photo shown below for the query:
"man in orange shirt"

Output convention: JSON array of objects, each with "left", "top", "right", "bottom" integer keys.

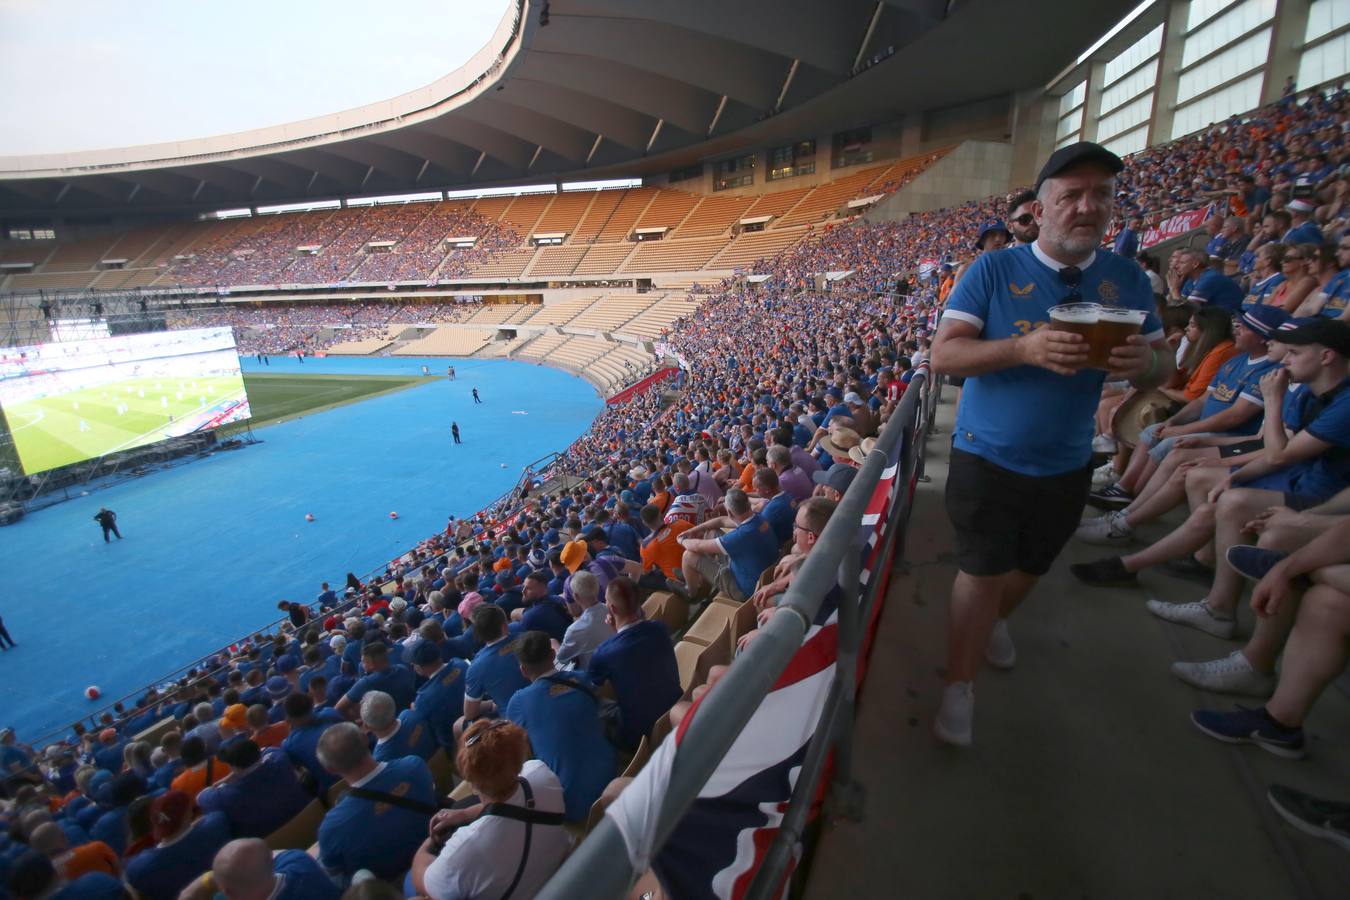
[
  {"left": 170, "top": 736, "right": 231, "bottom": 802},
  {"left": 639, "top": 504, "right": 693, "bottom": 584},
  {"left": 29, "top": 821, "right": 120, "bottom": 880},
  {"left": 246, "top": 704, "right": 289, "bottom": 749}
]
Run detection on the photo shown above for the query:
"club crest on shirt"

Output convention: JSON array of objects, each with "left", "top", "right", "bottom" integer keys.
[
  {"left": 1098, "top": 280, "right": 1120, "bottom": 303},
  {"left": 1009, "top": 282, "right": 1035, "bottom": 297}
]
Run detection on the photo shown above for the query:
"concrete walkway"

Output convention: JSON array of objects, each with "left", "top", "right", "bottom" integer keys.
[{"left": 805, "top": 394, "right": 1350, "bottom": 900}]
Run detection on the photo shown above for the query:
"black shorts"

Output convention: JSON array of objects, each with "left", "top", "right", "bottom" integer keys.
[{"left": 945, "top": 447, "right": 1092, "bottom": 577}]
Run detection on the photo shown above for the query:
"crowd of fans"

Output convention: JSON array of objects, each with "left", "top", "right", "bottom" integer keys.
[
  {"left": 166, "top": 302, "right": 474, "bottom": 356},
  {"left": 162, "top": 206, "right": 520, "bottom": 289},
  {"left": 5, "top": 88, "right": 1350, "bottom": 898}
]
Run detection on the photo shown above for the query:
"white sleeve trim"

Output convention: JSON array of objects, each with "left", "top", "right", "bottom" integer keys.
[
  {"left": 1186, "top": 293, "right": 1207, "bottom": 303},
  {"left": 1141, "top": 328, "right": 1165, "bottom": 344},
  {"left": 941, "top": 309, "right": 984, "bottom": 329},
  {"left": 1239, "top": 391, "right": 1265, "bottom": 407}
]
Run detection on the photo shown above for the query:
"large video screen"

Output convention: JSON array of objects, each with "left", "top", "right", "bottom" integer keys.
[{"left": 0, "top": 327, "right": 252, "bottom": 475}]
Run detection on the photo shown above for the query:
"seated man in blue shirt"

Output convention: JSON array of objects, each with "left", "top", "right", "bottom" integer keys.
[
  {"left": 588, "top": 578, "right": 682, "bottom": 751},
  {"left": 408, "top": 641, "right": 468, "bottom": 752},
  {"left": 452, "top": 604, "right": 529, "bottom": 742},
  {"left": 197, "top": 739, "right": 311, "bottom": 839},
  {"left": 750, "top": 467, "right": 796, "bottom": 544},
  {"left": 506, "top": 631, "right": 616, "bottom": 822},
  {"left": 211, "top": 837, "right": 340, "bottom": 900},
  {"left": 678, "top": 488, "right": 782, "bottom": 602},
  {"left": 360, "top": 690, "right": 438, "bottom": 762},
  {"left": 509, "top": 570, "right": 573, "bottom": 643},
  {"left": 280, "top": 693, "right": 344, "bottom": 795},
  {"left": 316, "top": 722, "right": 436, "bottom": 884},
  {"left": 335, "top": 641, "right": 416, "bottom": 719},
  {"left": 1185, "top": 250, "right": 1245, "bottom": 312}
]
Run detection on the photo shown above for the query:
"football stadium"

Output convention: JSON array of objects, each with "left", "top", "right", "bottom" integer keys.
[{"left": 1, "top": 0, "right": 1349, "bottom": 897}]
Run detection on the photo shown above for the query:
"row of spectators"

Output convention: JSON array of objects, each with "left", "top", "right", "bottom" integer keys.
[
  {"left": 165, "top": 302, "right": 474, "bottom": 356},
  {"left": 162, "top": 206, "right": 520, "bottom": 289},
  {"left": 6, "top": 88, "right": 1350, "bottom": 898}
]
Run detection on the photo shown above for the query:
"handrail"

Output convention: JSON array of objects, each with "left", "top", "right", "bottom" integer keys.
[{"left": 538, "top": 369, "right": 933, "bottom": 899}]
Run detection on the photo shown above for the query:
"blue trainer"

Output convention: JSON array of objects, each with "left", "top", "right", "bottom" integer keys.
[{"left": 1191, "top": 705, "right": 1306, "bottom": 759}]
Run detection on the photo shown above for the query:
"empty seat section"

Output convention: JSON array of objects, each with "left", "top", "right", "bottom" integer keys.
[
  {"left": 328, "top": 326, "right": 403, "bottom": 355},
  {"left": 620, "top": 236, "right": 729, "bottom": 273},
  {"left": 467, "top": 304, "right": 527, "bottom": 324},
  {"left": 774, "top": 169, "right": 881, "bottom": 228},
  {"left": 0, "top": 242, "right": 54, "bottom": 269},
  {"left": 525, "top": 246, "right": 587, "bottom": 277},
  {"left": 470, "top": 196, "right": 513, "bottom": 222},
  {"left": 39, "top": 234, "right": 121, "bottom": 273},
  {"left": 573, "top": 244, "right": 636, "bottom": 276},
  {"left": 742, "top": 187, "right": 811, "bottom": 222},
  {"left": 515, "top": 332, "right": 570, "bottom": 360},
  {"left": 707, "top": 227, "right": 809, "bottom": 271},
  {"left": 597, "top": 188, "right": 657, "bottom": 242},
  {"left": 533, "top": 191, "right": 595, "bottom": 237},
  {"left": 568, "top": 295, "right": 654, "bottom": 331},
  {"left": 500, "top": 193, "right": 555, "bottom": 234},
  {"left": 570, "top": 190, "right": 625, "bottom": 243},
  {"left": 523, "top": 296, "right": 599, "bottom": 326},
  {"left": 676, "top": 195, "right": 756, "bottom": 237},
  {"left": 6, "top": 271, "right": 99, "bottom": 291},
  {"left": 635, "top": 189, "right": 700, "bottom": 232},
  {"left": 393, "top": 327, "right": 494, "bottom": 356}
]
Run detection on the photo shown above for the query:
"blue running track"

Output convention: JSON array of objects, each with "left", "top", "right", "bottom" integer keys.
[{"left": 0, "top": 356, "right": 601, "bottom": 742}]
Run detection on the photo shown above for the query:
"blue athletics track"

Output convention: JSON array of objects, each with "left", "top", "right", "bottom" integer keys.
[{"left": 0, "top": 356, "right": 602, "bottom": 742}]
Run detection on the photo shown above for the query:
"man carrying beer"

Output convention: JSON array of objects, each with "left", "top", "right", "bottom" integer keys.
[{"left": 930, "top": 141, "right": 1174, "bottom": 746}]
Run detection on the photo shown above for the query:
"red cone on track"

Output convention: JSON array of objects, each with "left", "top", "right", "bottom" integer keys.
[
  {"left": 305, "top": 513, "right": 315, "bottom": 522},
  {"left": 85, "top": 686, "right": 101, "bottom": 701},
  {"left": 389, "top": 512, "right": 399, "bottom": 519}
]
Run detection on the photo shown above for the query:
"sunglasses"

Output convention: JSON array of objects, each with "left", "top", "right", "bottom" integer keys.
[
  {"left": 464, "top": 719, "right": 510, "bottom": 747},
  {"left": 1283, "top": 255, "right": 1305, "bottom": 262},
  {"left": 1011, "top": 214, "right": 1036, "bottom": 227}
]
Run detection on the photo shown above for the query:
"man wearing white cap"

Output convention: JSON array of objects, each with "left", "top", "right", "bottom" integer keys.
[{"left": 1284, "top": 198, "right": 1324, "bottom": 245}]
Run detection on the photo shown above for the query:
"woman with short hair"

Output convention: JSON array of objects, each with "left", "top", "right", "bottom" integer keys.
[{"left": 410, "top": 720, "right": 569, "bottom": 900}]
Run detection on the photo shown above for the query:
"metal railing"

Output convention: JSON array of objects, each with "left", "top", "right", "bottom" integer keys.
[{"left": 539, "top": 369, "right": 939, "bottom": 900}]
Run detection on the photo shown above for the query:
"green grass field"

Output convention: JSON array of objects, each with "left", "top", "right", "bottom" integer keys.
[
  {"left": 222, "top": 372, "right": 424, "bottom": 432},
  {"left": 0, "top": 372, "right": 422, "bottom": 475}
]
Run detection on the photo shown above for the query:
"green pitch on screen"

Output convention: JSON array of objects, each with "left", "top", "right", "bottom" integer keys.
[{"left": 1, "top": 373, "right": 250, "bottom": 475}]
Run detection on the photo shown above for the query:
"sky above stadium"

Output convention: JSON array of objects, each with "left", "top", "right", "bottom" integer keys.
[{"left": 0, "top": 0, "right": 509, "bottom": 155}]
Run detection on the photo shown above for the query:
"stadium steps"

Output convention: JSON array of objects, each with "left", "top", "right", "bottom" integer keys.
[{"left": 804, "top": 396, "right": 1350, "bottom": 900}]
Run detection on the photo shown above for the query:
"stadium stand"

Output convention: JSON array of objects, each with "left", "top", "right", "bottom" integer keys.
[
  {"left": 572, "top": 242, "right": 637, "bottom": 275},
  {"left": 11, "top": 71, "right": 1350, "bottom": 900},
  {"left": 531, "top": 190, "right": 597, "bottom": 237},
  {"left": 674, "top": 194, "right": 757, "bottom": 237}
]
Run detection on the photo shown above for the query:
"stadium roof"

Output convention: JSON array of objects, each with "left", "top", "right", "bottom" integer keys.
[{"left": 0, "top": 0, "right": 1136, "bottom": 218}]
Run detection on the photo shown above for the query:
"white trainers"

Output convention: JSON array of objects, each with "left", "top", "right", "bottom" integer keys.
[
  {"left": 1092, "top": 434, "right": 1118, "bottom": 454},
  {"left": 1146, "top": 598, "right": 1238, "bottom": 638},
  {"left": 1076, "top": 510, "right": 1132, "bottom": 545},
  {"left": 985, "top": 619, "right": 1016, "bottom": 670},
  {"left": 1171, "top": 650, "right": 1275, "bottom": 696},
  {"left": 1091, "top": 461, "right": 1119, "bottom": 489},
  {"left": 934, "top": 681, "right": 974, "bottom": 747}
]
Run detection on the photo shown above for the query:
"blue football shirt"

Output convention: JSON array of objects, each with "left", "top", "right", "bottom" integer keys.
[{"left": 942, "top": 244, "right": 1162, "bottom": 476}]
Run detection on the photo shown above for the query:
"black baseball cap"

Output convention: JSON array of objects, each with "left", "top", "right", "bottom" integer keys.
[
  {"left": 1275, "top": 318, "right": 1350, "bottom": 357},
  {"left": 1035, "top": 141, "right": 1125, "bottom": 194}
]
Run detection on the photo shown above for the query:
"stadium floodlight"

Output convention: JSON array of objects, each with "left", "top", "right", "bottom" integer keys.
[
  {"left": 561, "top": 177, "right": 642, "bottom": 191},
  {"left": 206, "top": 208, "right": 253, "bottom": 220}
]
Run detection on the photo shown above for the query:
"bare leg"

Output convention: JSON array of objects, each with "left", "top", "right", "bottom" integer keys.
[
  {"left": 1117, "top": 443, "right": 1152, "bottom": 494},
  {"left": 1132, "top": 448, "right": 1215, "bottom": 508},
  {"left": 1240, "top": 519, "right": 1332, "bottom": 671},
  {"left": 681, "top": 550, "right": 711, "bottom": 599},
  {"left": 1314, "top": 563, "right": 1350, "bottom": 593},
  {"left": 1120, "top": 504, "right": 1215, "bottom": 572},
  {"left": 946, "top": 570, "right": 1035, "bottom": 683},
  {"left": 1205, "top": 488, "right": 1284, "bottom": 616},
  {"left": 1122, "top": 466, "right": 1193, "bottom": 528},
  {"left": 997, "top": 570, "right": 1039, "bottom": 619},
  {"left": 1264, "top": 584, "right": 1350, "bottom": 727}
]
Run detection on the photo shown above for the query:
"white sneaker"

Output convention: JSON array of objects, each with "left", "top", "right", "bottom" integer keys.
[
  {"left": 1092, "top": 434, "right": 1118, "bottom": 454},
  {"left": 1076, "top": 510, "right": 1132, "bottom": 545},
  {"left": 934, "top": 681, "right": 974, "bottom": 747},
  {"left": 985, "top": 619, "right": 1016, "bottom": 670},
  {"left": 1146, "top": 598, "right": 1238, "bottom": 639},
  {"left": 1171, "top": 650, "right": 1275, "bottom": 696},
  {"left": 1091, "top": 461, "right": 1119, "bottom": 489}
]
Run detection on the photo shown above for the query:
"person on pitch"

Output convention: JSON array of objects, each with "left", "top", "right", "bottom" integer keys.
[{"left": 94, "top": 508, "right": 122, "bottom": 543}]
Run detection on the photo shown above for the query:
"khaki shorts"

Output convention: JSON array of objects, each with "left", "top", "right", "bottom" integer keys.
[{"left": 692, "top": 553, "right": 746, "bottom": 602}]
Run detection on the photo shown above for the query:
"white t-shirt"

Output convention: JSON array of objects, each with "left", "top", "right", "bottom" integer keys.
[{"left": 423, "top": 759, "right": 570, "bottom": 900}]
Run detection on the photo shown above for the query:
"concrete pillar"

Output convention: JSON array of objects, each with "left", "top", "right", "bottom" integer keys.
[
  {"left": 1150, "top": 0, "right": 1191, "bottom": 146},
  {"left": 1008, "top": 90, "right": 1058, "bottom": 185},
  {"left": 1080, "top": 60, "right": 1108, "bottom": 142},
  {"left": 1264, "top": 0, "right": 1311, "bottom": 101},
  {"left": 898, "top": 113, "right": 924, "bottom": 158}
]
